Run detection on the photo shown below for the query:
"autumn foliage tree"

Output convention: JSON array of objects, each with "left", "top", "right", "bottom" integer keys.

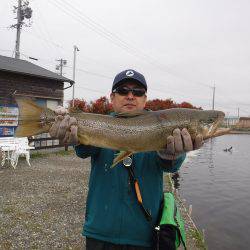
[
  {"left": 68, "top": 97, "right": 113, "bottom": 114},
  {"left": 177, "top": 101, "right": 201, "bottom": 109},
  {"left": 68, "top": 98, "right": 90, "bottom": 112},
  {"left": 145, "top": 99, "right": 200, "bottom": 110},
  {"left": 145, "top": 99, "right": 177, "bottom": 110},
  {"left": 88, "top": 97, "right": 113, "bottom": 114},
  {"left": 68, "top": 97, "right": 200, "bottom": 114}
]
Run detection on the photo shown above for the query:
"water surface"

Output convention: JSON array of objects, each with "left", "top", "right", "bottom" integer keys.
[{"left": 177, "top": 134, "right": 250, "bottom": 249}]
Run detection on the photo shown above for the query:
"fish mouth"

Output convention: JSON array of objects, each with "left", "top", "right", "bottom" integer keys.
[{"left": 201, "top": 111, "right": 226, "bottom": 139}]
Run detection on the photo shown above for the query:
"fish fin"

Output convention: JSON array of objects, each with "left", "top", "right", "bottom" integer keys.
[
  {"left": 15, "top": 97, "right": 52, "bottom": 137},
  {"left": 111, "top": 151, "right": 133, "bottom": 168},
  {"left": 114, "top": 110, "right": 147, "bottom": 118}
]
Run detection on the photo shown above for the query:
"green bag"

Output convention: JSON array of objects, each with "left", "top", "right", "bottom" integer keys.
[{"left": 154, "top": 192, "right": 186, "bottom": 250}]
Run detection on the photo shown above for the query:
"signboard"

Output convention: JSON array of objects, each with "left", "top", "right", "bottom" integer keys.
[
  {"left": 0, "top": 105, "right": 19, "bottom": 137},
  {"left": 0, "top": 126, "right": 16, "bottom": 136}
]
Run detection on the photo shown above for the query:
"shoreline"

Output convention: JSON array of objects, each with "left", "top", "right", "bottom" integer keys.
[
  {"left": 230, "top": 130, "right": 250, "bottom": 135},
  {"left": 164, "top": 174, "right": 207, "bottom": 250}
]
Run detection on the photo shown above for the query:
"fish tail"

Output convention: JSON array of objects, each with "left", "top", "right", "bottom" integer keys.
[{"left": 15, "top": 98, "right": 53, "bottom": 137}]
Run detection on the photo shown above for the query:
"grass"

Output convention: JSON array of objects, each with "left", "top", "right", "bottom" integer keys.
[
  {"left": 2, "top": 205, "right": 16, "bottom": 214},
  {"left": 163, "top": 174, "right": 208, "bottom": 249},
  {"left": 31, "top": 152, "right": 45, "bottom": 159},
  {"left": 31, "top": 149, "right": 74, "bottom": 159},
  {"left": 55, "top": 150, "right": 74, "bottom": 156},
  {"left": 25, "top": 222, "right": 43, "bottom": 233},
  {"left": 188, "top": 228, "right": 207, "bottom": 250}
]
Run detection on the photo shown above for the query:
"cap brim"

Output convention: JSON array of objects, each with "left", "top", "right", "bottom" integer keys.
[{"left": 112, "top": 78, "right": 147, "bottom": 91}]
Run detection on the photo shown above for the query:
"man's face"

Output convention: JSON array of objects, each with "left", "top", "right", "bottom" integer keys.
[{"left": 110, "top": 82, "right": 147, "bottom": 113}]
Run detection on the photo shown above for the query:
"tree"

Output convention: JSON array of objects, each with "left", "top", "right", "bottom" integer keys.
[
  {"left": 177, "top": 101, "right": 201, "bottom": 109},
  {"left": 88, "top": 96, "right": 112, "bottom": 114},
  {"left": 68, "top": 98, "right": 89, "bottom": 112},
  {"left": 69, "top": 97, "right": 200, "bottom": 113},
  {"left": 145, "top": 98, "right": 177, "bottom": 110}
]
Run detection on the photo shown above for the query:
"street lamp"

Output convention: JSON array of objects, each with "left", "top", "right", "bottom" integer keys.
[{"left": 72, "top": 45, "right": 80, "bottom": 107}]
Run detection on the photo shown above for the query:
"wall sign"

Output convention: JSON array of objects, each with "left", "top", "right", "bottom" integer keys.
[{"left": 0, "top": 105, "right": 19, "bottom": 137}]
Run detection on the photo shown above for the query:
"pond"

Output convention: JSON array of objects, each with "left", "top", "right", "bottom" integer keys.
[{"left": 176, "top": 134, "right": 250, "bottom": 249}]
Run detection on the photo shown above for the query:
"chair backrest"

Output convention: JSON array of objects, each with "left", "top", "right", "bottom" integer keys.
[
  {"left": 0, "top": 137, "right": 29, "bottom": 150},
  {"left": 15, "top": 137, "right": 29, "bottom": 146},
  {"left": 0, "top": 137, "right": 17, "bottom": 146}
]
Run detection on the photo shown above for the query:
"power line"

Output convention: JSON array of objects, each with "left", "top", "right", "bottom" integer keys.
[
  {"left": 32, "top": 0, "right": 62, "bottom": 59},
  {"left": 22, "top": 29, "right": 64, "bottom": 49},
  {"left": 0, "top": 49, "right": 13, "bottom": 53},
  {"left": 14, "top": 1, "right": 210, "bottom": 92},
  {"left": 65, "top": 65, "right": 112, "bottom": 80},
  {"left": 22, "top": 27, "right": 116, "bottom": 73},
  {"left": 71, "top": 85, "right": 108, "bottom": 95},
  {"left": 48, "top": 0, "right": 211, "bottom": 89},
  {"left": 34, "top": 1, "right": 55, "bottom": 45}
]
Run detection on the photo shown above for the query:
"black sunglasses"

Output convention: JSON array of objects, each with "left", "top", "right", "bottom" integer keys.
[{"left": 113, "top": 86, "right": 146, "bottom": 97}]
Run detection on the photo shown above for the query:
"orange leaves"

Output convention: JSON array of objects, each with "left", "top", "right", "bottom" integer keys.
[
  {"left": 178, "top": 101, "right": 202, "bottom": 109},
  {"left": 68, "top": 97, "right": 200, "bottom": 114},
  {"left": 145, "top": 99, "right": 200, "bottom": 111},
  {"left": 89, "top": 96, "right": 113, "bottom": 114},
  {"left": 68, "top": 98, "right": 89, "bottom": 112},
  {"left": 68, "top": 97, "right": 113, "bottom": 114},
  {"left": 145, "top": 99, "right": 176, "bottom": 110}
]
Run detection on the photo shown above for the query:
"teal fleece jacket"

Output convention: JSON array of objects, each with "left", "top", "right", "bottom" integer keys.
[{"left": 75, "top": 144, "right": 185, "bottom": 247}]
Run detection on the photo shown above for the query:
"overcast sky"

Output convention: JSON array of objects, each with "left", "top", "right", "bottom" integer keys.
[{"left": 1, "top": 0, "right": 250, "bottom": 116}]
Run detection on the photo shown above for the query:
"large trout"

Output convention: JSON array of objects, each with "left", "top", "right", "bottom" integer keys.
[{"left": 15, "top": 98, "right": 229, "bottom": 166}]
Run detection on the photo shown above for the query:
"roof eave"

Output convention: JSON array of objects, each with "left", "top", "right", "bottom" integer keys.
[{"left": 0, "top": 68, "right": 74, "bottom": 84}]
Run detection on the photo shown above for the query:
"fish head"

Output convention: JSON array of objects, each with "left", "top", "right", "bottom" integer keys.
[
  {"left": 198, "top": 110, "right": 225, "bottom": 125},
  {"left": 197, "top": 110, "right": 225, "bottom": 138}
]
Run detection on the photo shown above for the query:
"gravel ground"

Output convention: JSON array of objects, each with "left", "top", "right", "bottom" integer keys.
[{"left": 0, "top": 150, "right": 88, "bottom": 249}]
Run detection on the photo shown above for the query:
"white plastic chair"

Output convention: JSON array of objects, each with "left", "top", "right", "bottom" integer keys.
[
  {"left": 0, "top": 147, "right": 6, "bottom": 167},
  {"left": 11, "top": 146, "right": 31, "bottom": 169},
  {"left": 10, "top": 137, "right": 33, "bottom": 168}
]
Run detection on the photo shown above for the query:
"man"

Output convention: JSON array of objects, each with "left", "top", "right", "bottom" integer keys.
[{"left": 50, "top": 69, "right": 203, "bottom": 249}]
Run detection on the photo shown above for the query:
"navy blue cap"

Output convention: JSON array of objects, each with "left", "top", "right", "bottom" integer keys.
[{"left": 112, "top": 69, "right": 147, "bottom": 91}]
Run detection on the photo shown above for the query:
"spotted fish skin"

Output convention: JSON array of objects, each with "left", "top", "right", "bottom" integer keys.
[
  {"left": 73, "top": 108, "right": 225, "bottom": 152},
  {"left": 15, "top": 98, "right": 225, "bottom": 154}
]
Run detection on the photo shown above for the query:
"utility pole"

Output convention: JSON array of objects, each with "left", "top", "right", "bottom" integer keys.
[
  {"left": 11, "top": 0, "right": 33, "bottom": 59},
  {"left": 56, "top": 59, "right": 67, "bottom": 76},
  {"left": 15, "top": 0, "right": 22, "bottom": 59},
  {"left": 55, "top": 58, "right": 67, "bottom": 152},
  {"left": 212, "top": 84, "right": 215, "bottom": 110},
  {"left": 72, "top": 45, "right": 80, "bottom": 107}
]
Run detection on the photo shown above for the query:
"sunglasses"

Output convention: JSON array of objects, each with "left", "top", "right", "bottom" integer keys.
[{"left": 113, "top": 86, "right": 146, "bottom": 97}]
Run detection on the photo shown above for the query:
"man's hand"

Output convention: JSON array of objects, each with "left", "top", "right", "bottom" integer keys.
[
  {"left": 49, "top": 106, "right": 79, "bottom": 145},
  {"left": 157, "top": 128, "right": 203, "bottom": 160}
]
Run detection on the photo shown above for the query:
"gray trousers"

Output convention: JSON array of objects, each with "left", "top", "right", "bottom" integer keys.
[{"left": 86, "top": 237, "right": 153, "bottom": 250}]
